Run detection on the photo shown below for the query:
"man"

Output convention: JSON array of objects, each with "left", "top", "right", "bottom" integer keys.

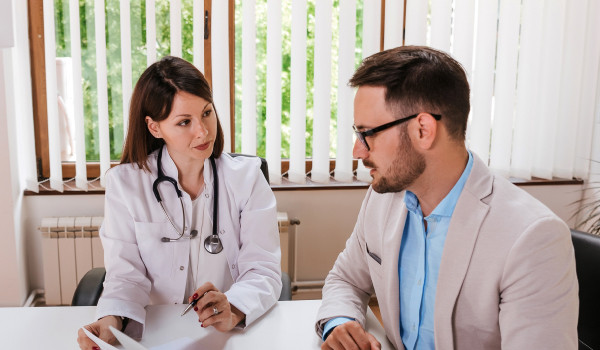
[{"left": 315, "top": 46, "right": 578, "bottom": 350}]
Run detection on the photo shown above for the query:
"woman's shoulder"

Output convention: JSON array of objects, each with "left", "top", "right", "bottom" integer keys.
[
  {"left": 217, "top": 153, "right": 263, "bottom": 175},
  {"left": 105, "top": 161, "right": 155, "bottom": 189}
]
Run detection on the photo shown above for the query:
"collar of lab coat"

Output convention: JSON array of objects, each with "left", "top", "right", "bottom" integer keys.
[{"left": 155, "top": 144, "right": 215, "bottom": 200}]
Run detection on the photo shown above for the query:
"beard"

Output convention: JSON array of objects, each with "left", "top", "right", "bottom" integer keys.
[{"left": 365, "top": 129, "right": 426, "bottom": 194}]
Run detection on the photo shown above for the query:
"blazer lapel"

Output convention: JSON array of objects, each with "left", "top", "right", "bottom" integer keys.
[
  {"left": 434, "top": 154, "right": 493, "bottom": 349},
  {"left": 379, "top": 194, "right": 408, "bottom": 350}
]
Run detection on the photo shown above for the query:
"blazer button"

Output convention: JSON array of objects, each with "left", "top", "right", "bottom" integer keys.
[{"left": 180, "top": 266, "right": 184, "bottom": 271}]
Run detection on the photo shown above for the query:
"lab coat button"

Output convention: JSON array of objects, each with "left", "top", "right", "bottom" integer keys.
[
  {"left": 232, "top": 264, "right": 236, "bottom": 269},
  {"left": 205, "top": 193, "right": 209, "bottom": 198},
  {"left": 220, "top": 229, "right": 225, "bottom": 235},
  {"left": 180, "top": 266, "right": 184, "bottom": 270}
]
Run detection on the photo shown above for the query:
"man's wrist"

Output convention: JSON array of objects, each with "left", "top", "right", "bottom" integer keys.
[{"left": 323, "top": 317, "right": 355, "bottom": 340}]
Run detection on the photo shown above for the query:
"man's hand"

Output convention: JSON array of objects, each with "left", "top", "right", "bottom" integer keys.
[{"left": 322, "top": 321, "right": 381, "bottom": 350}]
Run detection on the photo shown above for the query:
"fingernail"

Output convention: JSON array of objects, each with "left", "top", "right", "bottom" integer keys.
[
  {"left": 194, "top": 307, "right": 198, "bottom": 311},
  {"left": 93, "top": 347, "right": 100, "bottom": 350},
  {"left": 193, "top": 293, "right": 198, "bottom": 299},
  {"left": 201, "top": 324, "right": 205, "bottom": 328}
]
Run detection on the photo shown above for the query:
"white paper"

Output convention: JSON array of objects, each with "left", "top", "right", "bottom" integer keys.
[
  {"left": 82, "top": 328, "right": 120, "bottom": 350},
  {"left": 82, "top": 327, "right": 195, "bottom": 350}
]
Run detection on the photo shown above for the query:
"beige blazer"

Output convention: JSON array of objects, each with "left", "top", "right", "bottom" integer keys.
[{"left": 316, "top": 154, "right": 578, "bottom": 350}]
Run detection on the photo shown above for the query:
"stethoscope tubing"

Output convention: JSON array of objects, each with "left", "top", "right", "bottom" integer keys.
[{"left": 153, "top": 146, "right": 222, "bottom": 253}]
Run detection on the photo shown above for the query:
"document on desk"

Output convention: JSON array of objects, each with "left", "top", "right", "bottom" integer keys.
[{"left": 82, "top": 327, "right": 195, "bottom": 350}]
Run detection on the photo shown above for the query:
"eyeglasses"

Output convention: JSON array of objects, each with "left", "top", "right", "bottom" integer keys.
[{"left": 352, "top": 113, "right": 442, "bottom": 151}]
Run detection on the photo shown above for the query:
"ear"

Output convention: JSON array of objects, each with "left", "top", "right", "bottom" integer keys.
[
  {"left": 411, "top": 113, "right": 438, "bottom": 150},
  {"left": 145, "top": 116, "right": 162, "bottom": 139}
]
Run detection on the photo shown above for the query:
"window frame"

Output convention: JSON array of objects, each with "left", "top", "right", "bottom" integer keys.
[{"left": 28, "top": 0, "right": 388, "bottom": 181}]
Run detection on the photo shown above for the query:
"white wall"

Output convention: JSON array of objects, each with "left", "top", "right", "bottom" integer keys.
[
  {"left": 0, "top": 50, "right": 28, "bottom": 306},
  {"left": 23, "top": 184, "right": 583, "bottom": 292}
]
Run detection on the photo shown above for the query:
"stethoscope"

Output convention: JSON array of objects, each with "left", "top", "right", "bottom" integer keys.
[{"left": 153, "top": 146, "right": 223, "bottom": 254}]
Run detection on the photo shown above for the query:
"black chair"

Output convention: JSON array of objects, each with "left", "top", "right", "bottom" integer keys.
[
  {"left": 571, "top": 229, "right": 600, "bottom": 350},
  {"left": 72, "top": 153, "right": 291, "bottom": 306},
  {"left": 72, "top": 268, "right": 292, "bottom": 306}
]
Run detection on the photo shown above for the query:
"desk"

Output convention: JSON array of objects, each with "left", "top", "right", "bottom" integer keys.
[{"left": 0, "top": 300, "right": 393, "bottom": 349}]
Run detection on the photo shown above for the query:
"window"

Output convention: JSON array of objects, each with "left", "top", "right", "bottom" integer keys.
[{"left": 27, "top": 0, "right": 600, "bottom": 191}]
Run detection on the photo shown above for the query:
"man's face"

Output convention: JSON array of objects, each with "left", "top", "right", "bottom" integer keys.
[{"left": 352, "top": 86, "right": 425, "bottom": 193}]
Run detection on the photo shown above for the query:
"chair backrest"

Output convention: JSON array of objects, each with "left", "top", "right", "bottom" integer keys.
[
  {"left": 71, "top": 267, "right": 106, "bottom": 306},
  {"left": 228, "top": 153, "right": 269, "bottom": 183},
  {"left": 571, "top": 229, "right": 600, "bottom": 350}
]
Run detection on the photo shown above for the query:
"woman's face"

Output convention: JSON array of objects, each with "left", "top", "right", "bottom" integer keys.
[{"left": 146, "top": 91, "right": 217, "bottom": 166}]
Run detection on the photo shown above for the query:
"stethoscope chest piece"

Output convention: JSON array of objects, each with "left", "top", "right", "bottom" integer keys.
[{"left": 204, "top": 234, "right": 224, "bottom": 254}]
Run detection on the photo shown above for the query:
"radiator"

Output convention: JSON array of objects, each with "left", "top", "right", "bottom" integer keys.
[{"left": 40, "top": 213, "right": 292, "bottom": 306}]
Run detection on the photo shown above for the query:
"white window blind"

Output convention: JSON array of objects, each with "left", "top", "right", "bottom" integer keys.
[
  {"left": 333, "top": 0, "right": 356, "bottom": 183},
  {"left": 38, "top": 0, "right": 600, "bottom": 191},
  {"left": 69, "top": 0, "right": 88, "bottom": 190},
  {"left": 288, "top": 0, "right": 307, "bottom": 184},
  {"left": 266, "top": 0, "right": 283, "bottom": 184}
]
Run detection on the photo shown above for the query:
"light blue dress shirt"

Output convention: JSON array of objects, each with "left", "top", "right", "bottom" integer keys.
[
  {"left": 323, "top": 152, "right": 473, "bottom": 344},
  {"left": 398, "top": 151, "right": 473, "bottom": 350}
]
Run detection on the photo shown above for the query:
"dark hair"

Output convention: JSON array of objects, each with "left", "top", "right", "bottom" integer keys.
[
  {"left": 121, "top": 56, "right": 224, "bottom": 170},
  {"left": 349, "top": 46, "right": 470, "bottom": 140}
]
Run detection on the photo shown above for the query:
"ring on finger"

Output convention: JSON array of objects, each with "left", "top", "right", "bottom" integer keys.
[{"left": 213, "top": 306, "right": 219, "bottom": 315}]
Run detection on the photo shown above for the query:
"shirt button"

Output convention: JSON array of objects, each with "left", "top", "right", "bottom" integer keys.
[
  {"left": 418, "top": 279, "right": 423, "bottom": 285},
  {"left": 231, "top": 264, "right": 236, "bottom": 269},
  {"left": 205, "top": 193, "right": 210, "bottom": 198},
  {"left": 180, "top": 266, "right": 184, "bottom": 271}
]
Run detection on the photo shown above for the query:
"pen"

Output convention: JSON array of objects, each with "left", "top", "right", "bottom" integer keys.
[
  {"left": 181, "top": 298, "right": 199, "bottom": 316},
  {"left": 181, "top": 291, "right": 208, "bottom": 316}
]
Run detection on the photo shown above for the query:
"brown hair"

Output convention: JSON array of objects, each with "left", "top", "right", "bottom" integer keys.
[
  {"left": 349, "top": 46, "right": 470, "bottom": 140},
  {"left": 121, "top": 56, "right": 224, "bottom": 170}
]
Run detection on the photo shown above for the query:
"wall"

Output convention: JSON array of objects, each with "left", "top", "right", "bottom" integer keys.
[{"left": 23, "top": 183, "right": 583, "bottom": 292}]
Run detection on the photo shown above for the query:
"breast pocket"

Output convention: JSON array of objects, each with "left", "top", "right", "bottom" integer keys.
[
  {"left": 134, "top": 221, "right": 177, "bottom": 277},
  {"left": 365, "top": 242, "right": 383, "bottom": 278}
]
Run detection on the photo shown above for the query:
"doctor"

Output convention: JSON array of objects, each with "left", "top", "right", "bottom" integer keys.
[{"left": 77, "top": 56, "right": 282, "bottom": 349}]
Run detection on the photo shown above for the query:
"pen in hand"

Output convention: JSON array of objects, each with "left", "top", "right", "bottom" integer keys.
[{"left": 181, "top": 291, "right": 207, "bottom": 316}]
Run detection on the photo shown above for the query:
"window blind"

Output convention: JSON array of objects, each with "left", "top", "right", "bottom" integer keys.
[{"left": 38, "top": 0, "right": 600, "bottom": 191}]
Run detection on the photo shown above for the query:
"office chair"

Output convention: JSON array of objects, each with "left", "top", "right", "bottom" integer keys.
[
  {"left": 571, "top": 229, "right": 600, "bottom": 350},
  {"left": 72, "top": 153, "right": 292, "bottom": 306}
]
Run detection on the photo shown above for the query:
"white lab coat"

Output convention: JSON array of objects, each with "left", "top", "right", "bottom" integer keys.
[{"left": 96, "top": 146, "right": 282, "bottom": 336}]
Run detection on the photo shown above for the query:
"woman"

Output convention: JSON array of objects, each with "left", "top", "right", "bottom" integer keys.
[{"left": 77, "top": 56, "right": 282, "bottom": 349}]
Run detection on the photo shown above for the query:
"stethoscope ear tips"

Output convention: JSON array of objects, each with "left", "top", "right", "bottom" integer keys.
[{"left": 161, "top": 237, "right": 171, "bottom": 242}]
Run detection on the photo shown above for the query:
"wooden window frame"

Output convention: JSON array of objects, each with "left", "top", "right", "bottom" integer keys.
[{"left": 28, "top": 0, "right": 389, "bottom": 181}]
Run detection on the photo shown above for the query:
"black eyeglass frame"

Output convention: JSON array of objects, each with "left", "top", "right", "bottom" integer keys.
[{"left": 352, "top": 113, "right": 442, "bottom": 151}]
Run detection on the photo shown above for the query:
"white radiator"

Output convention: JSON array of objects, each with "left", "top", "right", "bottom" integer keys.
[
  {"left": 40, "top": 214, "right": 292, "bottom": 306},
  {"left": 39, "top": 217, "right": 105, "bottom": 305}
]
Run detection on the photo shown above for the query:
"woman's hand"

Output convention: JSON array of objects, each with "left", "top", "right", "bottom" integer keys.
[
  {"left": 188, "top": 282, "right": 246, "bottom": 332},
  {"left": 77, "top": 315, "right": 122, "bottom": 350}
]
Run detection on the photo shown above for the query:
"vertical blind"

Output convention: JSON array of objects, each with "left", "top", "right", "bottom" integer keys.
[{"left": 40, "top": 0, "right": 600, "bottom": 191}]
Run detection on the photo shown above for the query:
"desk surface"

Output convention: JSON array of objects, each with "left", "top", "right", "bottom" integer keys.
[{"left": 0, "top": 300, "right": 393, "bottom": 349}]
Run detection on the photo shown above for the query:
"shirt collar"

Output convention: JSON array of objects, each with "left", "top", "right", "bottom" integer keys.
[{"left": 404, "top": 151, "right": 473, "bottom": 218}]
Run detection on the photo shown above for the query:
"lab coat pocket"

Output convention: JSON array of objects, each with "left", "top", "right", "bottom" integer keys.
[{"left": 134, "top": 221, "right": 177, "bottom": 277}]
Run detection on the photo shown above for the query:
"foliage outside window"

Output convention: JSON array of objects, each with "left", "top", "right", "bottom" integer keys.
[{"left": 52, "top": 0, "right": 364, "bottom": 163}]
